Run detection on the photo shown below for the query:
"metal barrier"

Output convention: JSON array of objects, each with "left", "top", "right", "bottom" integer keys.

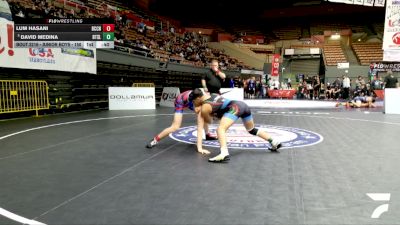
[
  {"left": 132, "top": 83, "right": 154, "bottom": 87},
  {"left": 0, "top": 80, "right": 49, "bottom": 116}
]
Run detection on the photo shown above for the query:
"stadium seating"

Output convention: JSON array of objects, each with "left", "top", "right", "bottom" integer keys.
[
  {"left": 323, "top": 44, "right": 347, "bottom": 66},
  {"left": 352, "top": 42, "right": 383, "bottom": 65}
]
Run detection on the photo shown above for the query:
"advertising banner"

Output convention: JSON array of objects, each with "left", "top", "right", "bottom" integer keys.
[
  {"left": 374, "top": 0, "right": 385, "bottom": 7},
  {"left": 369, "top": 61, "right": 400, "bottom": 72},
  {"left": 383, "top": 49, "right": 400, "bottom": 61},
  {"left": 268, "top": 90, "right": 297, "bottom": 99},
  {"left": 271, "top": 54, "right": 280, "bottom": 77},
  {"left": 160, "top": 87, "right": 180, "bottom": 107},
  {"left": 364, "top": 0, "right": 374, "bottom": 6},
  {"left": 383, "top": 0, "right": 400, "bottom": 50},
  {"left": 108, "top": 87, "right": 155, "bottom": 110}
]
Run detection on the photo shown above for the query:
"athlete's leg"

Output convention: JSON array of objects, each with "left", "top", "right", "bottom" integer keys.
[
  {"left": 204, "top": 122, "right": 217, "bottom": 140},
  {"left": 146, "top": 113, "right": 183, "bottom": 148},
  {"left": 157, "top": 113, "right": 183, "bottom": 139},
  {"left": 360, "top": 102, "right": 375, "bottom": 108},
  {"left": 208, "top": 116, "right": 236, "bottom": 162},
  {"left": 242, "top": 115, "right": 281, "bottom": 151},
  {"left": 217, "top": 117, "right": 235, "bottom": 150}
]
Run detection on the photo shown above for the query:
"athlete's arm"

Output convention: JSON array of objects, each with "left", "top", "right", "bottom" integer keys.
[
  {"left": 201, "top": 104, "right": 213, "bottom": 124},
  {"left": 196, "top": 112, "right": 210, "bottom": 154}
]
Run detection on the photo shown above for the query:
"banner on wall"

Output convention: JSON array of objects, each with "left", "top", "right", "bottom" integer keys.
[
  {"left": 374, "top": 0, "right": 385, "bottom": 7},
  {"left": 160, "top": 87, "right": 180, "bottom": 107},
  {"left": 369, "top": 61, "right": 400, "bottom": 73},
  {"left": 363, "top": 0, "right": 374, "bottom": 6},
  {"left": 271, "top": 54, "right": 280, "bottom": 77},
  {"left": 328, "top": 0, "right": 385, "bottom": 6},
  {"left": 337, "top": 62, "right": 350, "bottom": 69},
  {"left": 354, "top": 0, "right": 364, "bottom": 5},
  {"left": 108, "top": 87, "right": 155, "bottom": 110},
  {"left": 0, "top": 18, "right": 97, "bottom": 74},
  {"left": 383, "top": 0, "right": 400, "bottom": 50},
  {"left": 241, "top": 69, "right": 264, "bottom": 75},
  {"left": 383, "top": 49, "right": 400, "bottom": 61}
]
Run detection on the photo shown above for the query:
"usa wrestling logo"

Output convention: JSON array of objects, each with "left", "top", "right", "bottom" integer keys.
[{"left": 169, "top": 124, "right": 323, "bottom": 149}]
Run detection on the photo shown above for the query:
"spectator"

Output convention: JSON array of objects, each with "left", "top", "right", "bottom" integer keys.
[
  {"left": 372, "top": 76, "right": 383, "bottom": 90},
  {"left": 247, "top": 76, "right": 256, "bottom": 98}
]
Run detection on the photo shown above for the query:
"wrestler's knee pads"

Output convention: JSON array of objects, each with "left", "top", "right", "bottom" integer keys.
[{"left": 248, "top": 127, "right": 259, "bottom": 136}]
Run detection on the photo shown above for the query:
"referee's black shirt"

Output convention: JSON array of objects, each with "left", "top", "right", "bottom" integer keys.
[{"left": 202, "top": 69, "right": 223, "bottom": 94}]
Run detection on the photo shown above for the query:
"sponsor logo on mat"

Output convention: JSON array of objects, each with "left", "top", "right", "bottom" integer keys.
[{"left": 170, "top": 124, "right": 323, "bottom": 149}]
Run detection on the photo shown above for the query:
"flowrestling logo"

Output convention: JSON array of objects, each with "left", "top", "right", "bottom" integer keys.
[{"left": 170, "top": 124, "right": 323, "bottom": 149}]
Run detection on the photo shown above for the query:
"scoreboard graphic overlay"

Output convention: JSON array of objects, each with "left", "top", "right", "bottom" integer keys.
[{"left": 13, "top": 19, "right": 114, "bottom": 49}]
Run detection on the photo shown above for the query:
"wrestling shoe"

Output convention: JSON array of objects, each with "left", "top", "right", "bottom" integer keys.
[
  {"left": 268, "top": 139, "right": 282, "bottom": 152},
  {"left": 146, "top": 138, "right": 158, "bottom": 148},
  {"left": 208, "top": 154, "right": 230, "bottom": 163},
  {"left": 205, "top": 134, "right": 218, "bottom": 140}
]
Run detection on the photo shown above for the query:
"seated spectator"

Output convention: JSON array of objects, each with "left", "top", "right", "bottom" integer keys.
[{"left": 137, "top": 20, "right": 145, "bottom": 33}]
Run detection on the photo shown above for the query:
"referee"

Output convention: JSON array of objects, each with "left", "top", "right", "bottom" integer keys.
[{"left": 201, "top": 59, "right": 226, "bottom": 94}]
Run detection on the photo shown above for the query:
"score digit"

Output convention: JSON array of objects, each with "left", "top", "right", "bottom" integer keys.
[
  {"left": 102, "top": 24, "right": 115, "bottom": 32},
  {"left": 102, "top": 32, "right": 114, "bottom": 41}
]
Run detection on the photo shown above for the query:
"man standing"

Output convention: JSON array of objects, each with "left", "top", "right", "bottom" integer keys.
[
  {"left": 342, "top": 75, "right": 351, "bottom": 100},
  {"left": 384, "top": 70, "right": 399, "bottom": 88},
  {"left": 202, "top": 59, "right": 226, "bottom": 94}
]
